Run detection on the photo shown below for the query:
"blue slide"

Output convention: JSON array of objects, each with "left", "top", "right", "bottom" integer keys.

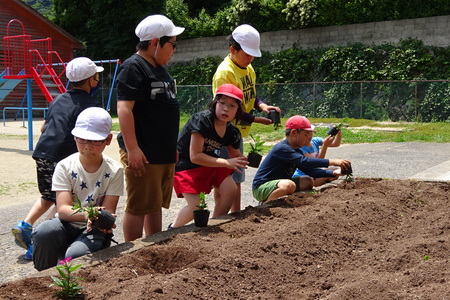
[{"left": 0, "top": 69, "right": 24, "bottom": 102}]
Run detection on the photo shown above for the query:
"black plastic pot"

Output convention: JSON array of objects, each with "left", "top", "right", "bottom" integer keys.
[
  {"left": 93, "top": 209, "right": 116, "bottom": 230},
  {"left": 193, "top": 209, "right": 210, "bottom": 227},
  {"left": 268, "top": 109, "right": 280, "bottom": 124},
  {"left": 248, "top": 152, "right": 263, "bottom": 168},
  {"left": 341, "top": 163, "right": 353, "bottom": 175},
  {"left": 327, "top": 125, "right": 340, "bottom": 136}
]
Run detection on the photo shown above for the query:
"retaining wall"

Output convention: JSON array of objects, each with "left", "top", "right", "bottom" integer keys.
[{"left": 173, "top": 15, "right": 450, "bottom": 63}]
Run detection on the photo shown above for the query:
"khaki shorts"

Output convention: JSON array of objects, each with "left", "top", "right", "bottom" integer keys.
[
  {"left": 252, "top": 177, "right": 301, "bottom": 202},
  {"left": 120, "top": 149, "right": 175, "bottom": 215}
]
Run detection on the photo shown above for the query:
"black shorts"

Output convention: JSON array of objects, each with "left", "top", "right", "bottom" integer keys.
[{"left": 35, "top": 158, "right": 57, "bottom": 203}]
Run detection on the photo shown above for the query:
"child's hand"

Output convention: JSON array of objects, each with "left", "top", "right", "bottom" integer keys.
[
  {"left": 254, "top": 116, "right": 272, "bottom": 125},
  {"left": 261, "top": 105, "right": 281, "bottom": 114},
  {"left": 322, "top": 135, "right": 334, "bottom": 147},
  {"left": 228, "top": 157, "right": 249, "bottom": 172},
  {"left": 330, "top": 159, "right": 351, "bottom": 170}
]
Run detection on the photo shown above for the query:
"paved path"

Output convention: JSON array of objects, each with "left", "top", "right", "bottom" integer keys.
[{"left": 0, "top": 119, "right": 449, "bottom": 283}]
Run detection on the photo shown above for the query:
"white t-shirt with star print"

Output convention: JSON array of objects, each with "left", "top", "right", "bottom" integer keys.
[{"left": 52, "top": 152, "right": 124, "bottom": 227}]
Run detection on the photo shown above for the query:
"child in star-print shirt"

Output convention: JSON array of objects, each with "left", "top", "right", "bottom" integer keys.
[{"left": 32, "top": 107, "right": 123, "bottom": 271}]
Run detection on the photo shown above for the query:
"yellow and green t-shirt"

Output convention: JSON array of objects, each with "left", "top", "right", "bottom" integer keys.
[{"left": 212, "top": 55, "right": 257, "bottom": 137}]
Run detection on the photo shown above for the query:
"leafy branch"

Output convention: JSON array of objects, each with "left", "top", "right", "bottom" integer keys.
[
  {"left": 196, "top": 192, "right": 208, "bottom": 210},
  {"left": 249, "top": 134, "right": 265, "bottom": 155}
]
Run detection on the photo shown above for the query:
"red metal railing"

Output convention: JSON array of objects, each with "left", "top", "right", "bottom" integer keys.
[{"left": 3, "top": 19, "right": 66, "bottom": 101}]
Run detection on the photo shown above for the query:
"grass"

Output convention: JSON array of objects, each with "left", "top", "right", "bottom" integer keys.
[{"left": 112, "top": 114, "right": 450, "bottom": 155}]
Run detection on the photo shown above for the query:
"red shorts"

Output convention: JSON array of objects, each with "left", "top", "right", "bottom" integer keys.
[{"left": 174, "top": 166, "right": 233, "bottom": 198}]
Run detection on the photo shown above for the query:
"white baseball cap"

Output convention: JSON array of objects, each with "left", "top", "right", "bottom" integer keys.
[
  {"left": 232, "top": 24, "right": 261, "bottom": 57},
  {"left": 71, "top": 107, "right": 112, "bottom": 141},
  {"left": 66, "top": 57, "right": 104, "bottom": 82},
  {"left": 135, "top": 14, "right": 185, "bottom": 41}
]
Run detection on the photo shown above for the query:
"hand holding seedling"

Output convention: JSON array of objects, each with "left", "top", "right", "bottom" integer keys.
[
  {"left": 329, "top": 159, "right": 352, "bottom": 176},
  {"left": 227, "top": 156, "right": 249, "bottom": 172},
  {"left": 322, "top": 135, "right": 334, "bottom": 147},
  {"left": 260, "top": 104, "right": 281, "bottom": 115},
  {"left": 254, "top": 116, "right": 272, "bottom": 125}
]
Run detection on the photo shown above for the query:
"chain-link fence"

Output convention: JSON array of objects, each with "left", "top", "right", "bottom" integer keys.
[{"left": 176, "top": 80, "right": 450, "bottom": 122}]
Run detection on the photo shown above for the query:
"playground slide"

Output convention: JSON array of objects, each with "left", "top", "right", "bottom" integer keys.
[{"left": 0, "top": 69, "right": 24, "bottom": 102}]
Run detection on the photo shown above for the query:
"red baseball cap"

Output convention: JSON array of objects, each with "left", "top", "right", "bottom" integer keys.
[
  {"left": 216, "top": 84, "right": 243, "bottom": 102},
  {"left": 285, "top": 115, "right": 316, "bottom": 131}
]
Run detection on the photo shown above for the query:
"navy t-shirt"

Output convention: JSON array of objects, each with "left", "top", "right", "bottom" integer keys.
[
  {"left": 176, "top": 110, "right": 241, "bottom": 172},
  {"left": 252, "top": 139, "right": 333, "bottom": 189},
  {"left": 32, "top": 89, "right": 100, "bottom": 162},
  {"left": 116, "top": 54, "right": 180, "bottom": 164}
]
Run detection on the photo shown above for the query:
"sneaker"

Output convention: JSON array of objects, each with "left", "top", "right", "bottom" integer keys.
[
  {"left": 12, "top": 220, "right": 32, "bottom": 249},
  {"left": 24, "top": 244, "right": 33, "bottom": 261}
]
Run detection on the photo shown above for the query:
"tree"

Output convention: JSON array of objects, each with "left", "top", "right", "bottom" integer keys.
[
  {"left": 23, "top": 0, "right": 55, "bottom": 20},
  {"left": 282, "top": 0, "right": 318, "bottom": 29},
  {"left": 54, "top": 0, "right": 165, "bottom": 61}
]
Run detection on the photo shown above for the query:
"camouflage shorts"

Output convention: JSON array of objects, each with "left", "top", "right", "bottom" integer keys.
[{"left": 35, "top": 158, "right": 57, "bottom": 203}]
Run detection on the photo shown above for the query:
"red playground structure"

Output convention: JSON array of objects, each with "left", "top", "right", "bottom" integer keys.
[{"left": 2, "top": 19, "right": 67, "bottom": 150}]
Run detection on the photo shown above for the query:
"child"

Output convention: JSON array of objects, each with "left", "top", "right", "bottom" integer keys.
[
  {"left": 212, "top": 24, "right": 281, "bottom": 213},
  {"left": 252, "top": 116, "right": 351, "bottom": 203},
  {"left": 171, "top": 84, "right": 248, "bottom": 228},
  {"left": 32, "top": 107, "right": 124, "bottom": 271},
  {"left": 116, "top": 15, "right": 185, "bottom": 241},
  {"left": 12, "top": 57, "right": 103, "bottom": 260},
  {"left": 292, "top": 125, "right": 343, "bottom": 186}
]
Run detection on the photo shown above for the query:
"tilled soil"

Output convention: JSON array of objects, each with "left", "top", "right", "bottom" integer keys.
[{"left": 1, "top": 178, "right": 449, "bottom": 299}]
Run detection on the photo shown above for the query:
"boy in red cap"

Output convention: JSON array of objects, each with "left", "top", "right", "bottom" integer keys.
[
  {"left": 252, "top": 115, "right": 351, "bottom": 203},
  {"left": 170, "top": 84, "right": 248, "bottom": 228}
]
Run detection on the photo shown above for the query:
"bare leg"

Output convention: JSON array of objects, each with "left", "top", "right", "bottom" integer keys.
[
  {"left": 122, "top": 211, "right": 144, "bottom": 242},
  {"left": 24, "top": 198, "right": 55, "bottom": 225},
  {"left": 230, "top": 183, "right": 241, "bottom": 213},
  {"left": 267, "top": 177, "right": 314, "bottom": 201},
  {"left": 44, "top": 205, "right": 58, "bottom": 220},
  {"left": 213, "top": 176, "right": 236, "bottom": 218},
  {"left": 313, "top": 176, "right": 338, "bottom": 187},
  {"left": 144, "top": 210, "right": 162, "bottom": 236},
  {"left": 171, "top": 194, "right": 199, "bottom": 228}
]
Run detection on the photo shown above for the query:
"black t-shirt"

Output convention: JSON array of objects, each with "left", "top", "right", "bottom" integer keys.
[
  {"left": 176, "top": 110, "right": 241, "bottom": 172},
  {"left": 116, "top": 54, "right": 180, "bottom": 164},
  {"left": 32, "top": 89, "right": 101, "bottom": 162}
]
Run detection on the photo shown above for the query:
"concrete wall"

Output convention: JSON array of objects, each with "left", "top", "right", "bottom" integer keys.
[{"left": 173, "top": 15, "right": 450, "bottom": 63}]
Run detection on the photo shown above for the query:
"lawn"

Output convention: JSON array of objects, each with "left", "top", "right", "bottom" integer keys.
[{"left": 112, "top": 115, "right": 450, "bottom": 155}]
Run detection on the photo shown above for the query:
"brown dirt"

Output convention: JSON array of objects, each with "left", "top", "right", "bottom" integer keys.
[{"left": 1, "top": 178, "right": 450, "bottom": 299}]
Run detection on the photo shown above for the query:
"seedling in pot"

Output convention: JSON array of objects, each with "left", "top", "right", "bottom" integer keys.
[
  {"left": 194, "top": 192, "right": 210, "bottom": 227},
  {"left": 268, "top": 109, "right": 282, "bottom": 130},
  {"left": 248, "top": 134, "right": 265, "bottom": 168},
  {"left": 196, "top": 192, "right": 208, "bottom": 210},
  {"left": 342, "top": 163, "right": 354, "bottom": 182},
  {"left": 249, "top": 134, "right": 265, "bottom": 155},
  {"left": 327, "top": 123, "right": 343, "bottom": 136}
]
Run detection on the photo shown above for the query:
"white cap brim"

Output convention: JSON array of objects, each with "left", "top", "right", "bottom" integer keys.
[
  {"left": 71, "top": 128, "right": 109, "bottom": 141},
  {"left": 241, "top": 45, "right": 261, "bottom": 57},
  {"left": 168, "top": 26, "right": 185, "bottom": 37}
]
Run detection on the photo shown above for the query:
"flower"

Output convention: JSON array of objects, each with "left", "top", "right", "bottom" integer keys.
[
  {"left": 59, "top": 257, "right": 72, "bottom": 265},
  {"left": 49, "top": 257, "right": 84, "bottom": 298}
]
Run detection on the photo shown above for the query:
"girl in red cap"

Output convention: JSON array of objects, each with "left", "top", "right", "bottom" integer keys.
[{"left": 170, "top": 84, "right": 249, "bottom": 228}]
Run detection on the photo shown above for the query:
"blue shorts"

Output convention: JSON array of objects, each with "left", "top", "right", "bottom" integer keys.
[{"left": 218, "top": 138, "right": 245, "bottom": 184}]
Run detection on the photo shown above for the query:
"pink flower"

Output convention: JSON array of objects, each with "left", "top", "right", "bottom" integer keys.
[{"left": 59, "top": 257, "right": 73, "bottom": 265}]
